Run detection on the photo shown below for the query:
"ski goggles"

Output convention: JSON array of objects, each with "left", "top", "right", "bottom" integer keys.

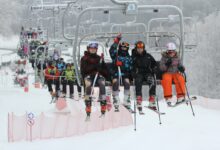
[
  {"left": 167, "top": 50, "right": 176, "bottom": 54},
  {"left": 120, "top": 42, "right": 129, "bottom": 49},
  {"left": 88, "top": 43, "right": 98, "bottom": 49},
  {"left": 136, "top": 42, "right": 144, "bottom": 49}
]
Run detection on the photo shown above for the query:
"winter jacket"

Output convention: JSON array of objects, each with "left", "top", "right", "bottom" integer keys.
[
  {"left": 62, "top": 69, "right": 75, "bottom": 81},
  {"left": 56, "top": 62, "right": 66, "bottom": 73},
  {"left": 109, "top": 43, "right": 132, "bottom": 78},
  {"left": 132, "top": 49, "right": 157, "bottom": 76},
  {"left": 45, "top": 66, "right": 60, "bottom": 80},
  {"left": 159, "top": 52, "right": 184, "bottom": 73},
  {"left": 80, "top": 51, "right": 108, "bottom": 79}
]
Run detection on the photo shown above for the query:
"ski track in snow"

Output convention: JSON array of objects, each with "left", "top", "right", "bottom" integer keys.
[{"left": 1, "top": 50, "right": 220, "bottom": 150}]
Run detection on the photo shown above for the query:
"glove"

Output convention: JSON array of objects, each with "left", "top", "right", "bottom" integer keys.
[
  {"left": 114, "top": 34, "right": 122, "bottom": 44},
  {"left": 178, "top": 66, "right": 185, "bottom": 73},
  {"left": 165, "top": 58, "right": 172, "bottom": 67},
  {"left": 152, "top": 67, "right": 158, "bottom": 74},
  {"left": 116, "top": 60, "right": 123, "bottom": 66}
]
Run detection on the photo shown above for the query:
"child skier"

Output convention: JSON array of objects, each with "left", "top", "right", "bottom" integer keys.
[
  {"left": 132, "top": 41, "right": 158, "bottom": 113},
  {"left": 45, "top": 61, "right": 60, "bottom": 98},
  {"left": 109, "top": 34, "right": 132, "bottom": 112},
  {"left": 61, "top": 63, "right": 75, "bottom": 98},
  {"left": 159, "top": 42, "right": 186, "bottom": 106},
  {"left": 80, "top": 42, "right": 108, "bottom": 119}
]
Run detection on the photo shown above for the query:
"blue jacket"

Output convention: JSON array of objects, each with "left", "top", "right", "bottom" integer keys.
[{"left": 109, "top": 43, "right": 132, "bottom": 78}]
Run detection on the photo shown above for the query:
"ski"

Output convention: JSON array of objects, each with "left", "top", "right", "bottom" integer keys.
[
  {"left": 138, "top": 111, "right": 145, "bottom": 115},
  {"left": 171, "top": 97, "right": 197, "bottom": 107},
  {"left": 85, "top": 116, "right": 91, "bottom": 122},
  {"left": 123, "top": 106, "right": 135, "bottom": 113},
  {"left": 99, "top": 114, "right": 105, "bottom": 118},
  {"left": 144, "top": 106, "right": 166, "bottom": 115},
  {"left": 50, "top": 96, "right": 57, "bottom": 104},
  {"left": 114, "top": 109, "right": 120, "bottom": 112}
]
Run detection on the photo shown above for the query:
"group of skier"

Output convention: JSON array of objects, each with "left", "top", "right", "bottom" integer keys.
[
  {"left": 44, "top": 57, "right": 82, "bottom": 100},
  {"left": 80, "top": 34, "right": 186, "bottom": 118}
]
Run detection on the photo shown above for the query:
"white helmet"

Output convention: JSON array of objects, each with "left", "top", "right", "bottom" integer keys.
[{"left": 166, "top": 42, "right": 176, "bottom": 51}]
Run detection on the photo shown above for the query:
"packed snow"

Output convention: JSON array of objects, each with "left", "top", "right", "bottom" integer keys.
[{"left": 0, "top": 61, "right": 220, "bottom": 150}]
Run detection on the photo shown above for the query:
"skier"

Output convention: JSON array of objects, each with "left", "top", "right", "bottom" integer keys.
[
  {"left": 80, "top": 42, "right": 108, "bottom": 118},
  {"left": 45, "top": 61, "right": 60, "bottom": 98},
  {"left": 132, "top": 41, "right": 158, "bottom": 113},
  {"left": 109, "top": 34, "right": 133, "bottom": 112},
  {"left": 61, "top": 63, "right": 75, "bottom": 98},
  {"left": 56, "top": 58, "right": 66, "bottom": 74},
  {"left": 159, "top": 42, "right": 186, "bottom": 106}
]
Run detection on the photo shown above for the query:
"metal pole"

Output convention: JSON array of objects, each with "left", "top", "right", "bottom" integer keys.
[
  {"left": 147, "top": 18, "right": 169, "bottom": 44},
  {"left": 138, "top": 5, "right": 184, "bottom": 63},
  {"left": 72, "top": 6, "right": 125, "bottom": 85},
  {"left": 72, "top": 5, "right": 185, "bottom": 85}
]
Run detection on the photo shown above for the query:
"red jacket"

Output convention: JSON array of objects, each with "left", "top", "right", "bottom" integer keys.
[{"left": 45, "top": 66, "right": 60, "bottom": 80}]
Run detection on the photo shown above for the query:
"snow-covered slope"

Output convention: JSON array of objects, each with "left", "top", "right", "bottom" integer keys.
[{"left": 0, "top": 64, "right": 220, "bottom": 150}]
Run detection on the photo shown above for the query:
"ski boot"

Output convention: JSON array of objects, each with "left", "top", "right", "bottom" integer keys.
[
  {"left": 113, "top": 96, "right": 120, "bottom": 112},
  {"left": 61, "top": 93, "right": 66, "bottom": 98},
  {"left": 85, "top": 99, "right": 92, "bottom": 121},
  {"left": 123, "top": 94, "right": 134, "bottom": 113},
  {"left": 176, "top": 96, "right": 185, "bottom": 104},
  {"left": 137, "top": 96, "right": 144, "bottom": 115},
  {"left": 69, "top": 94, "right": 74, "bottom": 99},
  {"left": 166, "top": 98, "right": 174, "bottom": 107},
  {"left": 100, "top": 100, "right": 107, "bottom": 118},
  {"left": 148, "top": 96, "right": 157, "bottom": 111}
]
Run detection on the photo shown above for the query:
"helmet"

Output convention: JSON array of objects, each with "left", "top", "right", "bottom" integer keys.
[
  {"left": 119, "top": 41, "right": 129, "bottom": 51},
  {"left": 87, "top": 42, "right": 98, "bottom": 49},
  {"left": 166, "top": 42, "right": 176, "bottom": 51},
  {"left": 135, "top": 41, "right": 145, "bottom": 49}
]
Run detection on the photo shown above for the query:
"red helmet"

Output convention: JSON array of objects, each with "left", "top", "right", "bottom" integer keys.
[{"left": 135, "top": 41, "right": 145, "bottom": 49}]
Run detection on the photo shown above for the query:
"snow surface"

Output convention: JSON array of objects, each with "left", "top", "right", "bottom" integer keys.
[{"left": 1, "top": 44, "right": 220, "bottom": 150}]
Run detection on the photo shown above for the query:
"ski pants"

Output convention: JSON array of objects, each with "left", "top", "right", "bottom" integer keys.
[
  {"left": 112, "top": 77, "right": 130, "bottom": 106},
  {"left": 161, "top": 72, "right": 186, "bottom": 99},
  {"left": 84, "top": 75, "right": 106, "bottom": 114},
  {"left": 47, "top": 79, "right": 60, "bottom": 92},
  {"left": 134, "top": 74, "right": 156, "bottom": 97},
  {"left": 62, "top": 80, "right": 81, "bottom": 95}
]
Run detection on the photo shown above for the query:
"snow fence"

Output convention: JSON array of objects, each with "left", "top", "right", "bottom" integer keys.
[{"left": 8, "top": 106, "right": 133, "bottom": 142}]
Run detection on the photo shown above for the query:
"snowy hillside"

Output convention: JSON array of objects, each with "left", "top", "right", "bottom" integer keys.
[{"left": 0, "top": 61, "right": 220, "bottom": 150}]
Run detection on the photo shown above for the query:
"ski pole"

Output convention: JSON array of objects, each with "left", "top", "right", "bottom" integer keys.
[
  {"left": 90, "top": 53, "right": 104, "bottom": 100},
  {"left": 153, "top": 74, "right": 162, "bottom": 124},
  {"left": 174, "top": 73, "right": 195, "bottom": 116},
  {"left": 133, "top": 81, "right": 137, "bottom": 131},
  {"left": 183, "top": 72, "right": 195, "bottom": 116}
]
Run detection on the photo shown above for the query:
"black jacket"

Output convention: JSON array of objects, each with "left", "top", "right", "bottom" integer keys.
[{"left": 132, "top": 49, "right": 157, "bottom": 76}]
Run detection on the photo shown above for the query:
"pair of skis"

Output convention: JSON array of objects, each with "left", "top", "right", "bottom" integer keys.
[{"left": 169, "top": 96, "right": 197, "bottom": 108}]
